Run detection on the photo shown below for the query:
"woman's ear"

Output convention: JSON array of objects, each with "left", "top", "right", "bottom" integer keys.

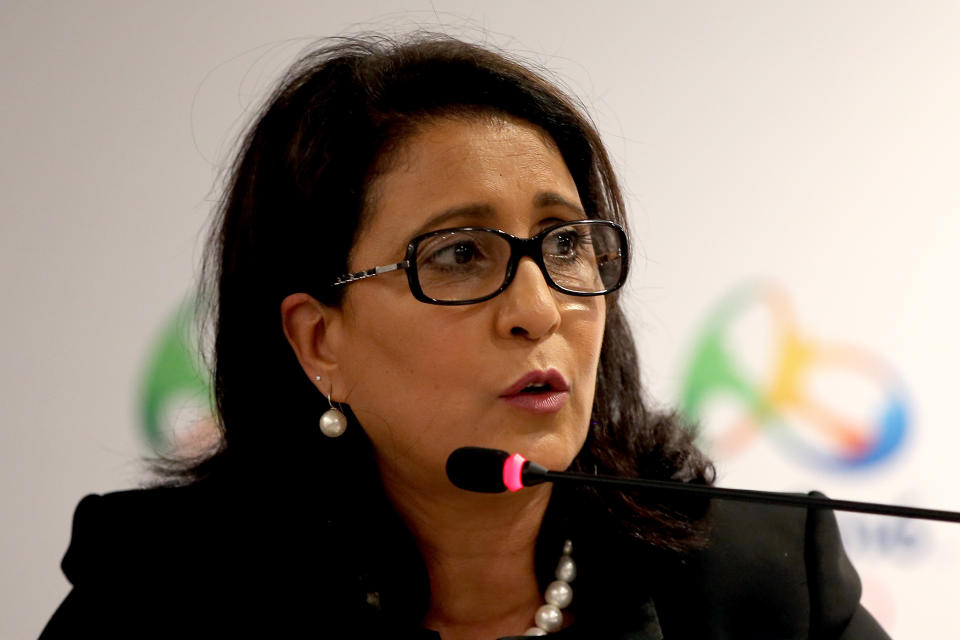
[{"left": 280, "top": 293, "right": 343, "bottom": 396}]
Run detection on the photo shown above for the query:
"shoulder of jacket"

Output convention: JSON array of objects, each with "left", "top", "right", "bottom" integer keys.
[
  {"left": 59, "top": 476, "right": 355, "bottom": 587},
  {"left": 696, "top": 491, "right": 855, "bottom": 583},
  {"left": 72, "top": 480, "right": 225, "bottom": 532},
  {"left": 59, "top": 481, "right": 242, "bottom": 586},
  {"left": 690, "top": 496, "right": 809, "bottom": 586},
  {"left": 655, "top": 491, "right": 861, "bottom": 637}
]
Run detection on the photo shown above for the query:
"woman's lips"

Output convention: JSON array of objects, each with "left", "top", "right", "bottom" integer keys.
[
  {"left": 499, "top": 369, "right": 570, "bottom": 414},
  {"left": 500, "top": 391, "right": 568, "bottom": 414}
]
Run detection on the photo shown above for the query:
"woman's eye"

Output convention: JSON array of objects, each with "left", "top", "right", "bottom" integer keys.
[
  {"left": 422, "top": 239, "right": 483, "bottom": 267},
  {"left": 449, "top": 242, "right": 477, "bottom": 264},
  {"left": 546, "top": 231, "right": 581, "bottom": 257}
]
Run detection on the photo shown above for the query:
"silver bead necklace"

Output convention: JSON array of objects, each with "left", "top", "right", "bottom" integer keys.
[{"left": 523, "top": 540, "right": 575, "bottom": 636}]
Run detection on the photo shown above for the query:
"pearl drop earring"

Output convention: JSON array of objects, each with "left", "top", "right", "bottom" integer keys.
[{"left": 319, "top": 394, "right": 348, "bottom": 438}]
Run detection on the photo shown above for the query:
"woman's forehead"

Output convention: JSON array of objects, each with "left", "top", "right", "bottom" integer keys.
[{"left": 355, "top": 115, "right": 581, "bottom": 259}]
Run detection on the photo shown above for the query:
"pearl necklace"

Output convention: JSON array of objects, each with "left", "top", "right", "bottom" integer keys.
[{"left": 523, "top": 540, "right": 575, "bottom": 636}]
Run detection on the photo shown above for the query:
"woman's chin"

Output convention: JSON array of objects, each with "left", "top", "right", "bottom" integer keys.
[{"left": 503, "top": 433, "right": 584, "bottom": 474}]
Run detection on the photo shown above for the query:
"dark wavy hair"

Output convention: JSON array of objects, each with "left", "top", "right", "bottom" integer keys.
[{"left": 164, "top": 33, "right": 714, "bottom": 553}]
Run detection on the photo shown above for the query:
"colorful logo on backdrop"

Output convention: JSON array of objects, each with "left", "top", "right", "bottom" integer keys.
[
  {"left": 679, "top": 283, "right": 908, "bottom": 471},
  {"left": 139, "top": 296, "right": 216, "bottom": 452}
]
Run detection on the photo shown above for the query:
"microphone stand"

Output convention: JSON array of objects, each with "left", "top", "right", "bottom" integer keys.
[{"left": 523, "top": 465, "right": 960, "bottom": 524}]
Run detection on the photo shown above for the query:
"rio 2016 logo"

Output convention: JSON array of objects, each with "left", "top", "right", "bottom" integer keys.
[{"left": 679, "top": 283, "right": 909, "bottom": 471}]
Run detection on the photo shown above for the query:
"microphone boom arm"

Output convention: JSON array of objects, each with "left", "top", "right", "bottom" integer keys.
[{"left": 524, "top": 465, "right": 960, "bottom": 524}]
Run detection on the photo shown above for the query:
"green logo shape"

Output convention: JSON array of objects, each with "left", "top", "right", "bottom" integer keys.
[{"left": 138, "top": 296, "right": 213, "bottom": 451}]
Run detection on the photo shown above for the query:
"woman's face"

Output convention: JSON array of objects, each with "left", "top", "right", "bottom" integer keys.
[{"left": 327, "top": 115, "right": 606, "bottom": 495}]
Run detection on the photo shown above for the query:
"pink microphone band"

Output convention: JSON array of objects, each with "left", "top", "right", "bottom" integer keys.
[{"left": 503, "top": 453, "right": 527, "bottom": 492}]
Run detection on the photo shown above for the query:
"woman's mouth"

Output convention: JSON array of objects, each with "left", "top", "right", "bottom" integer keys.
[{"left": 499, "top": 369, "right": 570, "bottom": 414}]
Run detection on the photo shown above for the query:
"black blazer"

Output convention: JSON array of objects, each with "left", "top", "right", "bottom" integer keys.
[{"left": 40, "top": 475, "right": 891, "bottom": 639}]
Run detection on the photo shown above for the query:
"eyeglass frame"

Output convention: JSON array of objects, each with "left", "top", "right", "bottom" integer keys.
[{"left": 330, "top": 218, "right": 629, "bottom": 306}]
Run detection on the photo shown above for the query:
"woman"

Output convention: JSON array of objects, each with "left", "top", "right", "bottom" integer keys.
[{"left": 41, "top": 35, "right": 889, "bottom": 639}]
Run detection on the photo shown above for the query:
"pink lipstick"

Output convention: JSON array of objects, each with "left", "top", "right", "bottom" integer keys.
[{"left": 499, "top": 369, "right": 570, "bottom": 414}]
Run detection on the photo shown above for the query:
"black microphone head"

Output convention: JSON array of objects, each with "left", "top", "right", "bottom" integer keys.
[{"left": 446, "top": 447, "right": 510, "bottom": 493}]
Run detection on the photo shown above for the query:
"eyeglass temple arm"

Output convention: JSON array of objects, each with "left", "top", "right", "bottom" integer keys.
[{"left": 332, "top": 261, "right": 409, "bottom": 287}]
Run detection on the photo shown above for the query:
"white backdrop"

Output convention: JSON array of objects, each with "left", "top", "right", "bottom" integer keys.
[{"left": 3, "top": 2, "right": 958, "bottom": 638}]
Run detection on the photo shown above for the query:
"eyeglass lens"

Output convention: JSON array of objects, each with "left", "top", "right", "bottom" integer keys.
[{"left": 414, "top": 221, "right": 623, "bottom": 302}]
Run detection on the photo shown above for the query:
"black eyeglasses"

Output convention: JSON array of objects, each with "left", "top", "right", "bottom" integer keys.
[{"left": 331, "top": 219, "right": 628, "bottom": 305}]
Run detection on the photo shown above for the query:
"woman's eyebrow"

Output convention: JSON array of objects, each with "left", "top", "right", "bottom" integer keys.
[
  {"left": 406, "top": 191, "right": 584, "bottom": 244},
  {"left": 533, "top": 192, "right": 585, "bottom": 216},
  {"left": 410, "top": 203, "right": 495, "bottom": 238}
]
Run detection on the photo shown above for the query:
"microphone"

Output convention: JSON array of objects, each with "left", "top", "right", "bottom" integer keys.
[{"left": 445, "top": 446, "right": 960, "bottom": 524}]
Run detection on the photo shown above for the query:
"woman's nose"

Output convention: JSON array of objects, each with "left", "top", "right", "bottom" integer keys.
[{"left": 494, "top": 257, "right": 562, "bottom": 340}]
